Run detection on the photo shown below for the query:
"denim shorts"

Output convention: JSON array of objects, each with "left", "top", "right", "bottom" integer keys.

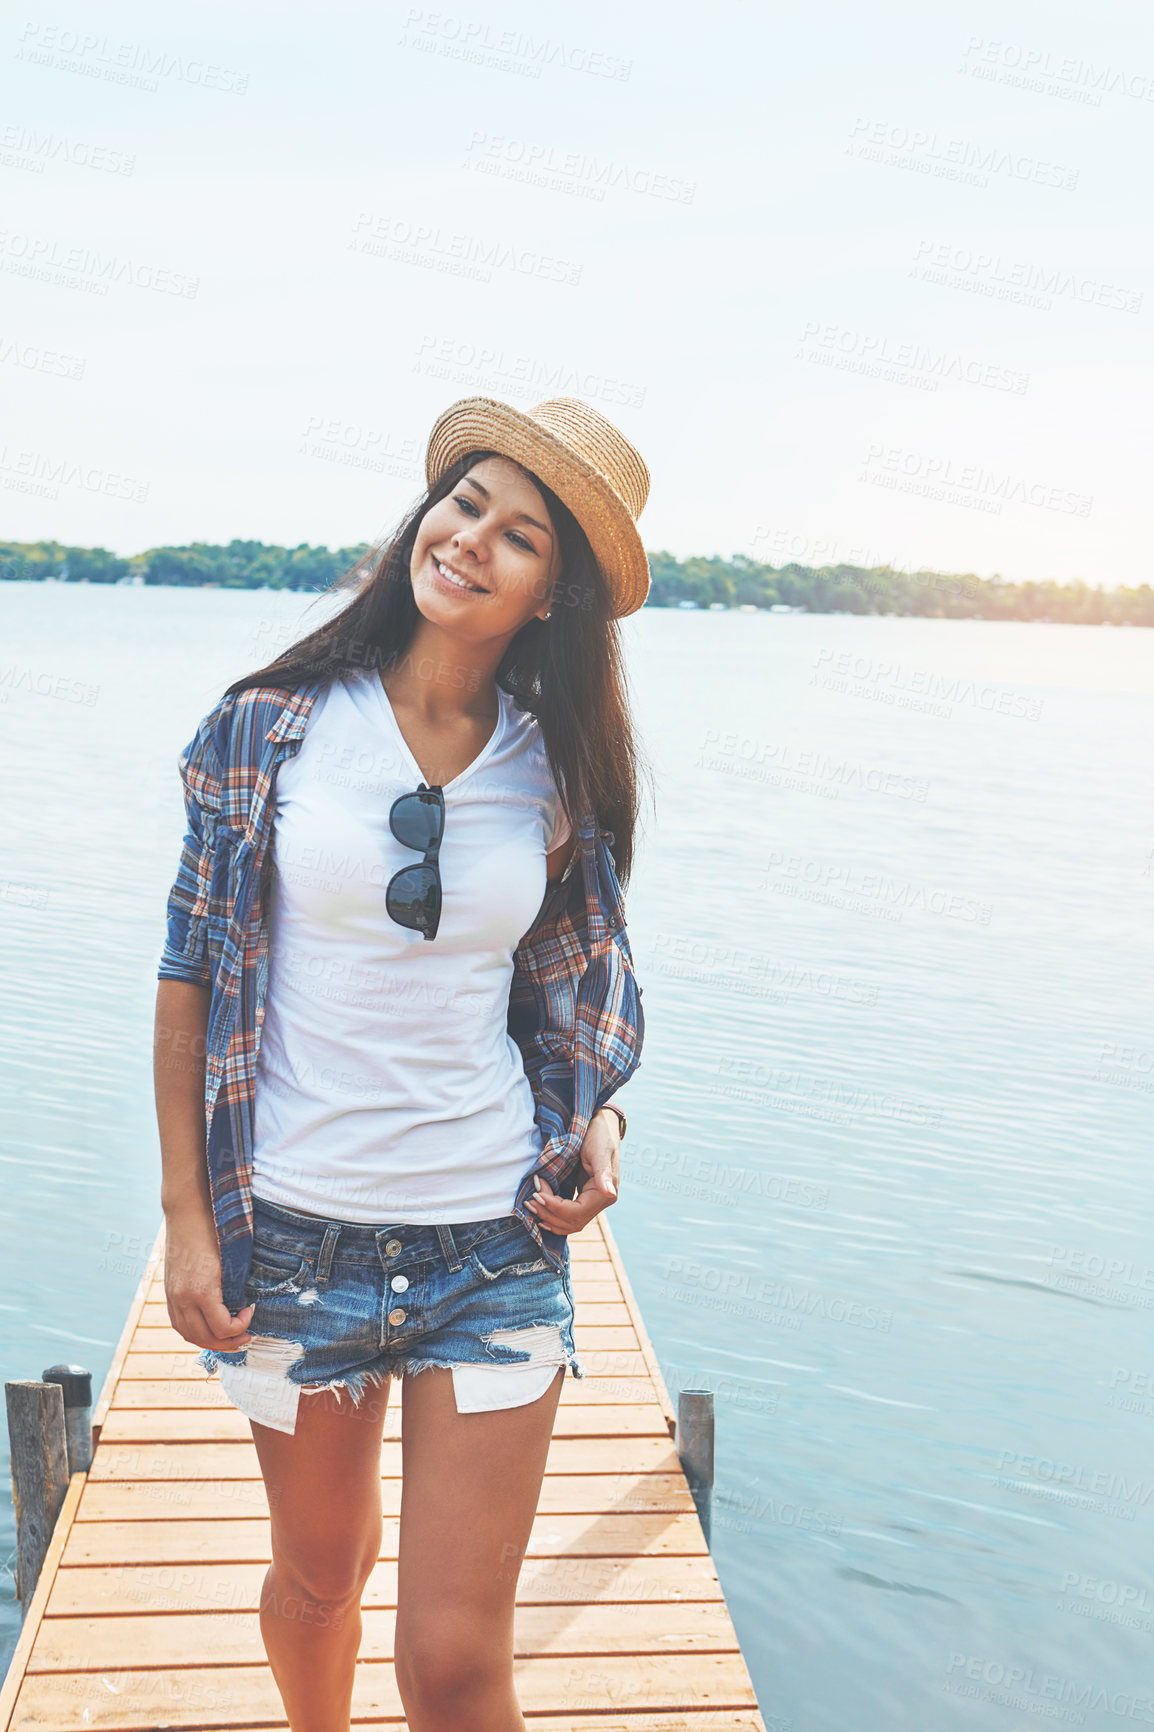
[{"left": 197, "top": 1195, "right": 585, "bottom": 1436}]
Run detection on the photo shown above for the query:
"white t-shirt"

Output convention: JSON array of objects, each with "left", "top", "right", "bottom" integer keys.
[{"left": 251, "top": 669, "right": 572, "bottom": 1224}]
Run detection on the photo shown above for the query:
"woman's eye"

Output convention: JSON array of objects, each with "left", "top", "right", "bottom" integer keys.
[
  {"left": 450, "top": 495, "right": 537, "bottom": 554},
  {"left": 454, "top": 495, "right": 534, "bottom": 553}
]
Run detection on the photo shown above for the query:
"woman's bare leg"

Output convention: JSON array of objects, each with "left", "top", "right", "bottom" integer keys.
[
  {"left": 248, "top": 1379, "right": 390, "bottom": 1732},
  {"left": 392, "top": 1364, "right": 565, "bottom": 1732}
]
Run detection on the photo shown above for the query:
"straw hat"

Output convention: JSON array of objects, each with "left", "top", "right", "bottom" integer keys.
[{"left": 424, "top": 396, "right": 651, "bottom": 617}]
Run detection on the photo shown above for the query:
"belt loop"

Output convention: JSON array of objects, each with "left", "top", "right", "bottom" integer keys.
[
  {"left": 316, "top": 1224, "right": 342, "bottom": 1285},
  {"left": 436, "top": 1223, "right": 463, "bottom": 1272}
]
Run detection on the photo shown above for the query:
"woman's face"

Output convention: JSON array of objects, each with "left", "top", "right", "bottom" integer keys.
[{"left": 410, "top": 455, "right": 561, "bottom": 640}]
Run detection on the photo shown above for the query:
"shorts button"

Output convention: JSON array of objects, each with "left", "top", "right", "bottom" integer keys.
[
  {"left": 385, "top": 1239, "right": 402, "bottom": 1257},
  {"left": 390, "top": 1275, "right": 409, "bottom": 1292},
  {"left": 388, "top": 1308, "right": 406, "bottom": 1326}
]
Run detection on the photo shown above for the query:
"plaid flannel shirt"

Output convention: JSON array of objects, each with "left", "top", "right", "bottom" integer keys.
[{"left": 157, "top": 681, "right": 644, "bottom": 1311}]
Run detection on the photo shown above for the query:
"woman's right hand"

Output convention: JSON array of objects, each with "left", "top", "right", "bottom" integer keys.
[{"left": 164, "top": 1205, "right": 255, "bottom": 1352}]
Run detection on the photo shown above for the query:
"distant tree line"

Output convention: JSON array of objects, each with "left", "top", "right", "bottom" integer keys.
[
  {"left": 645, "top": 551, "right": 1154, "bottom": 625},
  {"left": 0, "top": 539, "right": 372, "bottom": 591},
  {"left": 2, "top": 538, "right": 1150, "bottom": 625}
]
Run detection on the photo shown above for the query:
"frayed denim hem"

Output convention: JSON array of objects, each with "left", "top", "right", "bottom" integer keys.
[
  {"left": 392, "top": 1345, "right": 585, "bottom": 1386},
  {"left": 197, "top": 1345, "right": 244, "bottom": 1376},
  {"left": 196, "top": 1346, "right": 393, "bottom": 1408},
  {"left": 196, "top": 1345, "right": 585, "bottom": 1404}
]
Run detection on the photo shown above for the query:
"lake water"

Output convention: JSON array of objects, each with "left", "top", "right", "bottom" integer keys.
[{"left": 2, "top": 583, "right": 1152, "bottom": 1729}]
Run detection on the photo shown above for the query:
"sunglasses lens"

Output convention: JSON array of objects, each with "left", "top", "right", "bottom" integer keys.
[
  {"left": 386, "top": 864, "right": 441, "bottom": 936},
  {"left": 390, "top": 788, "right": 443, "bottom": 851}
]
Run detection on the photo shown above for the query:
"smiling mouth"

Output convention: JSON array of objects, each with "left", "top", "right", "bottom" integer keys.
[{"left": 433, "top": 555, "right": 488, "bottom": 595}]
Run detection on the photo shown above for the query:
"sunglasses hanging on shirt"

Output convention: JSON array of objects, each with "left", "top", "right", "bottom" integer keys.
[{"left": 386, "top": 783, "right": 444, "bottom": 941}]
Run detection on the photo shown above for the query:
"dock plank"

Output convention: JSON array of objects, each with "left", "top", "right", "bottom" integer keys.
[
  {"left": 98, "top": 1401, "right": 671, "bottom": 1444},
  {"left": 29, "top": 1599, "right": 742, "bottom": 1670},
  {"left": 9, "top": 1653, "right": 760, "bottom": 1730},
  {"left": 60, "top": 1511, "right": 707, "bottom": 1568},
  {"left": 45, "top": 1554, "right": 729, "bottom": 1617},
  {"left": 86, "top": 1436, "right": 682, "bottom": 1480},
  {"left": 76, "top": 1473, "right": 696, "bottom": 1522}
]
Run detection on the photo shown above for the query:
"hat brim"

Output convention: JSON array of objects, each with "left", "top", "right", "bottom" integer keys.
[{"left": 425, "top": 396, "right": 650, "bottom": 618}]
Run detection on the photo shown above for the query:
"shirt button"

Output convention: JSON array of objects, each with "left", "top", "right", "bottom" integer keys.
[
  {"left": 390, "top": 1275, "right": 409, "bottom": 1293},
  {"left": 388, "top": 1308, "right": 406, "bottom": 1326},
  {"left": 384, "top": 1239, "right": 402, "bottom": 1257}
]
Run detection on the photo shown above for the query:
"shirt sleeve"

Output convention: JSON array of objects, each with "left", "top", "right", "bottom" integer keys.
[
  {"left": 156, "top": 708, "right": 226, "bottom": 987},
  {"left": 546, "top": 793, "right": 573, "bottom": 854}
]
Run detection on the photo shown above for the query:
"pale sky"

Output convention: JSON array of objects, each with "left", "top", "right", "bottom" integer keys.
[{"left": 2, "top": 0, "right": 1151, "bottom": 585}]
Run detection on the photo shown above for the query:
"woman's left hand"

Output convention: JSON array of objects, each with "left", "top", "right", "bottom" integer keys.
[{"left": 525, "top": 1108, "right": 620, "bottom": 1235}]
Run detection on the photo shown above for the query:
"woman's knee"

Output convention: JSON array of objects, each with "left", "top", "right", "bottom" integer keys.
[
  {"left": 252, "top": 1387, "right": 389, "bottom": 1612},
  {"left": 394, "top": 1620, "right": 508, "bottom": 1712},
  {"left": 267, "top": 1529, "right": 381, "bottom": 1609}
]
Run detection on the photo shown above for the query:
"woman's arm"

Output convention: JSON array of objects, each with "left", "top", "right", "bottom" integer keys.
[
  {"left": 526, "top": 1105, "right": 620, "bottom": 1232},
  {"left": 154, "top": 979, "right": 253, "bottom": 1352}
]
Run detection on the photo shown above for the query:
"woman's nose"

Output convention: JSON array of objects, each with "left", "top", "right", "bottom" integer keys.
[{"left": 452, "top": 525, "right": 487, "bottom": 563}]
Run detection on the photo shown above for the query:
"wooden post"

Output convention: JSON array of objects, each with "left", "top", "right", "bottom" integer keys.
[
  {"left": 677, "top": 1389, "right": 715, "bottom": 1548},
  {"left": 5, "top": 1381, "right": 69, "bottom": 1616},
  {"left": 42, "top": 1364, "right": 94, "bottom": 1473}
]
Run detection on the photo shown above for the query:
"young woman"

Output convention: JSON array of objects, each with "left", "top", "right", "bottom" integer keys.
[{"left": 153, "top": 395, "right": 650, "bottom": 1732}]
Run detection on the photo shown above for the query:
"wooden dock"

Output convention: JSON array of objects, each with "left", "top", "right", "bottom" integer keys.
[{"left": 1, "top": 1217, "right": 765, "bottom": 1730}]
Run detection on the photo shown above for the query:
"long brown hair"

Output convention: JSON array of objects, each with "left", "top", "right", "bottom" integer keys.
[{"left": 223, "top": 451, "right": 646, "bottom": 882}]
